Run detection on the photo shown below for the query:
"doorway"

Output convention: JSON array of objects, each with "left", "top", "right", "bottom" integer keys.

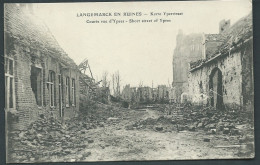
[{"left": 209, "top": 68, "right": 223, "bottom": 109}]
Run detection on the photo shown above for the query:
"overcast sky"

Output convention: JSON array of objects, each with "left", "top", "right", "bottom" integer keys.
[{"left": 33, "top": 0, "right": 251, "bottom": 87}]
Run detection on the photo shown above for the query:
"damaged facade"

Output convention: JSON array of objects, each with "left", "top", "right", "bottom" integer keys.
[
  {"left": 121, "top": 85, "right": 170, "bottom": 104},
  {"left": 4, "top": 4, "right": 80, "bottom": 130},
  {"left": 172, "top": 30, "right": 205, "bottom": 102},
  {"left": 173, "top": 13, "right": 253, "bottom": 110}
]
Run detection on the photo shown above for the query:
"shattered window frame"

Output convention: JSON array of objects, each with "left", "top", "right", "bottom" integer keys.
[
  {"left": 66, "top": 76, "right": 70, "bottom": 107},
  {"left": 5, "top": 56, "right": 16, "bottom": 110},
  {"left": 47, "top": 70, "right": 55, "bottom": 107},
  {"left": 71, "top": 78, "right": 76, "bottom": 106},
  {"left": 58, "top": 74, "right": 63, "bottom": 116}
]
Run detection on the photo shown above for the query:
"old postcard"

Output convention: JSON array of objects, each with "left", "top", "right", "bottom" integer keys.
[{"left": 4, "top": 0, "right": 254, "bottom": 163}]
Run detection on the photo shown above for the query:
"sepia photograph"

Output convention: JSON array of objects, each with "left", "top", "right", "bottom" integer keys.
[{"left": 4, "top": 0, "right": 254, "bottom": 163}]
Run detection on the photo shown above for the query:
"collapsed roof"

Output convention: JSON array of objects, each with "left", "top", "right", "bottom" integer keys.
[
  {"left": 190, "top": 12, "right": 252, "bottom": 71},
  {"left": 4, "top": 4, "right": 77, "bottom": 69}
]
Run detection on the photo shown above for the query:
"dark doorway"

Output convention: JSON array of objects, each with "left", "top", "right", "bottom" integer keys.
[
  {"left": 209, "top": 68, "right": 223, "bottom": 109},
  {"left": 31, "top": 66, "right": 42, "bottom": 106}
]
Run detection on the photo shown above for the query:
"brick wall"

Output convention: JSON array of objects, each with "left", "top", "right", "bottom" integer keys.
[
  {"left": 61, "top": 68, "right": 80, "bottom": 119},
  {"left": 11, "top": 44, "right": 39, "bottom": 130},
  {"left": 5, "top": 4, "right": 80, "bottom": 130},
  {"left": 8, "top": 42, "right": 80, "bottom": 130}
]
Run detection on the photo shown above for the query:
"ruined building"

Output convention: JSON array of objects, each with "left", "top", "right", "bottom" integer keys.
[
  {"left": 79, "top": 73, "right": 96, "bottom": 100},
  {"left": 172, "top": 30, "right": 205, "bottom": 102},
  {"left": 157, "top": 85, "right": 169, "bottom": 102},
  {"left": 121, "top": 85, "right": 152, "bottom": 103},
  {"left": 95, "top": 87, "right": 111, "bottom": 104},
  {"left": 172, "top": 12, "right": 253, "bottom": 110},
  {"left": 136, "top": 86, "right": 153, "bottom": 103},
  {"left": 188, "top": 13, "right": 253, "bottom": 110},
  {"left": 121, "top": 85, "right": 170, "bottom": 104},
  {"left": 4, "top": 4, "right": 80, "bottom": 130}
]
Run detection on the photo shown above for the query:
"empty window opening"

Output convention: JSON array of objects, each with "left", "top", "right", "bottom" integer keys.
[{"left": 31, "top": 66, "right": 42, "bottom": 106}]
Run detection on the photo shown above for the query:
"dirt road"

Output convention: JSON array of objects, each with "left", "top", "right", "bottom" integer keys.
[
  {"left": 67, "top": 108, "right": 249, "bottom": 161},
  {"left": 9, "top": 107, "right": 253, "bottom": 163}
]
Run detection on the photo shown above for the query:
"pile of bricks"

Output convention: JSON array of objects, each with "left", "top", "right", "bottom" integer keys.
[
  {"left": 7, "top": 115, "right": 97, "bottom": 163},
  {"left": 127, "top": 105, "right": 254, "bottom": 136}
]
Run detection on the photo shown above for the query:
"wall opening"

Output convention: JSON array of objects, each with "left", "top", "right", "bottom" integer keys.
[
  {"left": 31, "top": 66, "right": 42, "bottom": 106},
  {"left": 209, "top": 67, "right": 224, "bottom": 110}
]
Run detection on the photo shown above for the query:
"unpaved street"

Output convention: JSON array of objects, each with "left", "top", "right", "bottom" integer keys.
[
  {"left": 78, "top": 108, "right": 251, "bottom": 161},
  {"left": 8, "top": 106, "right": 254, "bottom": 163}
]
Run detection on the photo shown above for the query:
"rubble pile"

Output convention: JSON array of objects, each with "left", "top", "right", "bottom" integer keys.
[
  {"left": 8, "top": 115, "right": 98, "bottom": 163},
  {"left": 127, "top": 105, "right": 254, "bottom": 136},
  {"left": 8, "top": 104, "right": 138, "bottom": 163},
  {"left": 179, "top": 105, "right": 254, "bottom": 134}
]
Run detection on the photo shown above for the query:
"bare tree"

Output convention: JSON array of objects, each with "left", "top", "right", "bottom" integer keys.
[
  {"left": 111, "top": 71, "right": 121, "bottom": 98},
  {"left": 102, "top": 71, "right": 110, "bottom": 88},
  {"left": 112, "top": 73, "right": 115, "bottom": 96},
  {"left": 115, "top": 71, "right": 120, "bottom": 97}
]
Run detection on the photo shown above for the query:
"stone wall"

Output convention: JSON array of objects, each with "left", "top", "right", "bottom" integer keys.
[
  {"left": 188, "top": 47, "right": 244, "bottom": 109},
  {"left": 241, "top": 39, "right": 254, "bottom": 110}
]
